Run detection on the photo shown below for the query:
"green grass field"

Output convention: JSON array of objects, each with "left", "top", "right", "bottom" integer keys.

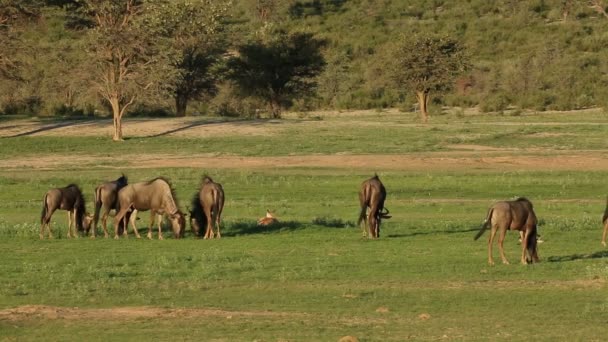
[{"left": 1, "top": 110, "right": 607, "bottom": 341}]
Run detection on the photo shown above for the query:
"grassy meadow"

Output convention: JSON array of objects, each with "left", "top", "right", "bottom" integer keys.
[{"left": 0, "top": 110, "right": 607, "bottom": 341}]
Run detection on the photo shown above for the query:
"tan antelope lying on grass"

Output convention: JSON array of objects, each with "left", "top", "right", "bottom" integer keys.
[
  {"left": 357, "top": 174, "right": 391, "bottom": 239},
  {"left": 257, "top": 210, "right": 278, "bottom": 226},
  {"left": 190, "top": 176, "right": 225, "bottom": 239},
  {"left": 475, "top": 197, "right": 540, "bottom": 265},
  {"left": 92, "top": 174, "right": 128, "bottom": 238},
  {"left": 40, "top": 184, "right": 93, "bottom": 239},
  {"left": 114, "top": 177, "right": 185, "bottom": 239}
]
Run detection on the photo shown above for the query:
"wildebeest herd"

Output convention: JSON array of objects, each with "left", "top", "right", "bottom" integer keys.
[{"left": 39, "top": 174, "right": 608, "bottom": 265}]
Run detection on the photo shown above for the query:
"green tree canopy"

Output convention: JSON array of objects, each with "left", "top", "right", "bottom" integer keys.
[
  {"left": 227, "top": 31, "right": 326, "bottom": 118},
  {"left": 390, "top": 34, "right": 469, "bottom": 122},
  {"left": 146, "top": 0, "right": 232, "bottom": 117}
]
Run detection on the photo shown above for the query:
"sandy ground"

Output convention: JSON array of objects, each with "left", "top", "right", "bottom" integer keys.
[
  {"left": 1, "top": 152, "right": 608, "bottom": 172},
  {"left": 1, "top": 115, "right": 607, "bottom": 172}
]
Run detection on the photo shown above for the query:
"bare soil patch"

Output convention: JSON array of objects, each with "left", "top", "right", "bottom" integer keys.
[
  {"left": 2, "top": 152, "right": 608, "bottom": 172},
  {"left": 0, "top": 118, "right": 280, "bottom": 138},
  {"left": 0, "top": 305, "right": 309, "bottom": 323}
]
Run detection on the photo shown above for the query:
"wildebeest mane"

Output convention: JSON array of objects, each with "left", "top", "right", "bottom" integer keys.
[
  {"left": 146, "top": 176, "right": 180, "bottom": 207},
  {"left": 116, "top": 174, "right": 128, "bottom": 188},
  {"left": 190, "top": 192, "right": 207, "bottom": 236}
]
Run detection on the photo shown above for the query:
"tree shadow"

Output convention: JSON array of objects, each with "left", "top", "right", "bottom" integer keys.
[
  {"left": 222, "top": 220, "right": 304, "bottom": 237},
  {"left": 144, "top": 118, "right": 291, "bottom": 138},
  {"left": 547, "top": 250, "right": 608, "bottom": 263},
  {"left": 3, "top": 119, "right": 100, "bottom": 138}
]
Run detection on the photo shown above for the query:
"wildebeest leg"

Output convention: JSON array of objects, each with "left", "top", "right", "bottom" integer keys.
[
  {"left": 67, "top": 211, "right": 73, "bottom": 238},
  {"left": 602, "top": 220, "right": 608, "bottom": 247},
  {"left": 114, "top": 208, "right": 128, "bottom": 239},
  {"left": 497, "top": 227, "right": 509, "bottom": 264},
  {"left": 204, "top": 207, "right": 214, "bottom": 239},
  {"left": 39, "top": 221, "right": 46, "bottom": 240},
  {"left": 73, "top": 208, "right": 80, "bottom": 238},
  {"left": 129, "top": 209, "right": 141, "bottom": 239},
  {"left": 157, "top": 213, "right": 164, "bottom": 240},
  {"left": 40, "top": 209, "right": 54, "bottom": 240},
  {"left": 487, "top": 225, "right": 498, "bottom": 265},
  {"left": 147, "top": 211, "right": 155, "bottom": 240},
  {"left": 521, "top": 230, "right": 529, "bottom": 264},
  {"left": 100, "top": 209, "right": 110, "bottom": 238},
  {"left": 360, "top": 210, "right": 368, "bottom": 238},
  {"left": 215, "top": 206, "right": 223, "bottom": 239}
]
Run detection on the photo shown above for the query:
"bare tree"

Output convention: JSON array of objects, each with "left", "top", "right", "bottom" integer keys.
[{"left": 76, "top": 0, "right": 172, "bottom": 141}]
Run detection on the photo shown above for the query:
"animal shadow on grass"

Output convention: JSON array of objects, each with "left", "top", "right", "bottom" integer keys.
[
  {"left": 223, "top": 220, "right": 304, "bottom": 237},
  {"left": 547, "top": 250, "right": 608, "bottom": 263},
  {"left": 312, "top": 217, "right": 355, "bottom": 229}
]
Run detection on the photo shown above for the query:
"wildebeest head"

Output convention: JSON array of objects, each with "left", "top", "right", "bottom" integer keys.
[
  {"left": 525, "top": 226, "right": 540, "bottom": 264},
  {"left": 83, "top": 213, "right": 94, "bottom": 233},
  {"left": 169, "top": 211, "right": 186, "bottom": 238}
]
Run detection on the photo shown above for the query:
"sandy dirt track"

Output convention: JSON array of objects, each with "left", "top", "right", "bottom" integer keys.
[{"left": 1, "top": 152, "right": 608, "bottom": 172}]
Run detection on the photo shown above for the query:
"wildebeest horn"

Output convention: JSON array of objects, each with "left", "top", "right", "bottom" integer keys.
[{"left": 381, "top": 207, "right": 389, "bottom": 215}]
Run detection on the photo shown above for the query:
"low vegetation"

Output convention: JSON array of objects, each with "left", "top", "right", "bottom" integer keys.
[{"left": 0, "top": 110, "right": 607, "bottom": 340}]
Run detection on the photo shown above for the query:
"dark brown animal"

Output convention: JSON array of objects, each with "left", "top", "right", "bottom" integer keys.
[
  {"left": 474, "top": 197, "right": 540, "bottom": 265},
  {"left": 40, "top": 184, "right": 93, "bottom": 239},
  {"left": 92, "top": 174, "right": 128, "bottom": 238},
  {"left": 602, "top": 196, "right": 608, "bottom": 247},
  {"left": 357, "top": 175, "right": 391, "bottom": 239},
  {"left": 191, "top": 176, "right": 225, "bottom": 239},
  {"left": 114, "top": 177, "right": 185, "bottom": 239}
]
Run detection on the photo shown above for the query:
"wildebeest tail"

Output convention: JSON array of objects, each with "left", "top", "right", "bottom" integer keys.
[
  {"left": 474, "top": 208, "right": 493, "bottom": 240},
  {"left": 93, "top": 186, "right": 102, "bottom": 229},
  {"left": 40, "top": 193, "right": 49, "bottom": 224}
]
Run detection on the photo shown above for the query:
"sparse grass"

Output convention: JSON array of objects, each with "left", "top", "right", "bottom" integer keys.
[{"left": 0, "top": 111, "right": 607, "bottom": 341}]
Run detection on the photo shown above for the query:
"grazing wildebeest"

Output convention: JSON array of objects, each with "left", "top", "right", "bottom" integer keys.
[
  {"left": 40, "top": 184, "right": 93, "bottom": 239},
  {"left": 602, "top": 196, "right": 608, "bottom": 247},
  {"left": 191, "top": 176, "right": 224, "bottom": 239},
  {"left": 257, "top": 209, "right": 278, "bottom": 226},
  {"left": 114, "top": 177, "right": 186, "bottom": 240},
  {"left": 474, "top": 197, "right": 540, "bottom": 265},
  {"left": 92, "top": 174, "right": 128, "bottom": 238},
  {"left": 357, "top": 174, "right": 391, "bottom": 239}
]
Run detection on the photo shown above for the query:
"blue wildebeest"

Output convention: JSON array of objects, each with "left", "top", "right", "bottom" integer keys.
[
  {"left": 40, "top": 184, "right": 93, "bottom": 239},
  {"left": 114, "top": 177, "right": 185, "bottom": 240},
  {"left": 191, "top": 176, "right": 225, "bottom": 239},
  {"left": 91, "top": 174, "right": 128, "bottom": 238},
  {"left": 475, "top": 197, "right": 540, "bottom": 265},
  {"left": 357, "top": 174, "right": 391, "bottom": 239}
]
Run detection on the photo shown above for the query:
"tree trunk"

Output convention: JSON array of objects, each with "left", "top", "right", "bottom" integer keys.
[
  {"left": 175, "top": 92, "right": 188, "bottom": 117},
  {"left": 269, "top": 97, "right": 281, "bottom": 119},
  {"left": 416, "top": 90, "right": 430, "bottom": 123},
  {"left": 110, "top": 97, "right": 123, "bottom": 141}
]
